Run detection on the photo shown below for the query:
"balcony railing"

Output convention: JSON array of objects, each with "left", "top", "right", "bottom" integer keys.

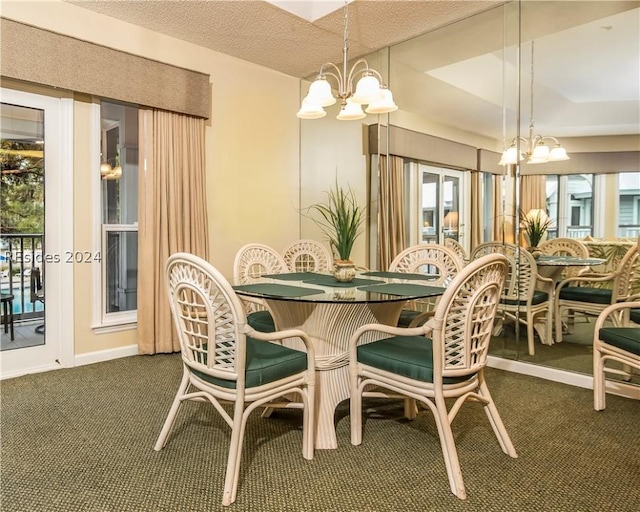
[{"left": 0, "top": 234, "right": 45, "bottom": 321}]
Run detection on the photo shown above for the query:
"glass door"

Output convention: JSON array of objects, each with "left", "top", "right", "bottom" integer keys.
[
  {"left": 417, "top": 164, "right": 464, "bottom": 246},
  {"left": 1, "top": 88, "right": 71, "bottom": 378}
]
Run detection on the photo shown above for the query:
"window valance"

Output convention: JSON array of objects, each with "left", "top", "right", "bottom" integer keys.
[
  {"left": 368, "top": 124, "right": 477, "bottom": 171},
  {"left": 0, "top": 18, "right": 211, "bottom": 119}
]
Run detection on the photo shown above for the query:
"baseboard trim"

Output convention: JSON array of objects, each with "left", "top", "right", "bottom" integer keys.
[
  {"left": 74, "top": 344, "right": 139, "bottom": 367},
  {"left": 1, "top": 362, "right": 63, "bottom": 380},
  {"left": 487, "top": 356, "right": 640, "bottom": 400}
]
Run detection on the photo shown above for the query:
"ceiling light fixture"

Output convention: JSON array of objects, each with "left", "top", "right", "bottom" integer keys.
[
  {"left": 499, "top": 41, "right": 569, "bottom": 165},
  {"left": 296, "top": 0, "right": 397, "bottom": 120}
]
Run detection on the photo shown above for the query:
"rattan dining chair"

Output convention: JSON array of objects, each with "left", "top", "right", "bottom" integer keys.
[
  {"left": 349, "top": 253, "right": 516, "bottom": 500},
  {"left": 388, "top": 244, "right": 463, "bottom": 328},
  {"left": 155, "top": 253, "right": 316, "bottom": 506},
  {"left": 471, "top": 242, "right": 553, "bottom": 355},
  {"left": 282, "top": 239, "right": 333, "bottom": 272},
  {"left": 444, "top": 237, "right": 468, "bottom": 264},
  {"left": 233, "top": 243, "right": 288, "bottom": 332},
  {"left": 555, "top": 241, "right": 639, "bottom": 343},
  {"left": 593, "top": 298, "right": 640, "bottom": 410}
]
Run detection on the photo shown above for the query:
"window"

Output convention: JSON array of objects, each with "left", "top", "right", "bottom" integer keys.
[
  {"left": 618, "top": 171, "right": 640, "bottom": 237},
  {"left": 545, "top": 174, "right": 594, "bottom": 238},
  {"left": 99, "top": 100, "right": 138, "bottom": 323}
]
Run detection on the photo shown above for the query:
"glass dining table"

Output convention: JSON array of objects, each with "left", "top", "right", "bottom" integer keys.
[
  {"left": 233, "top": 270, "right": 446, "bottom": 449},
  {"left": 534, "top": 254, "right": 606, "bottom": 345}
]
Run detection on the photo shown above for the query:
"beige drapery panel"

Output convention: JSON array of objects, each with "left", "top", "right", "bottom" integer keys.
[
  {"left": 470, "top": 171, "right": 482, "bottom": 251},
  {"left": 492, "top": 175, "right": 515, "bottom": 243},
  {"left": 519, "top": 175, "right": 547, "bottom": 215},
  {"left": 518, "top": 174, "right": 547, "bottom": 246},
  {"left": 137, "top": 109, "right": 209, "bottom": 354},
  {"left": 377, "top": 155, "right": 406, "bottom": 270}
]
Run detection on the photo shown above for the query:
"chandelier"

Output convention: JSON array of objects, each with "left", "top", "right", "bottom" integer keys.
[
  {"left": 296, "top": 1, "right": 397, "bottom": 120},
  {"left": 499, "top": 41, "right": 569, "bottom": 165}
]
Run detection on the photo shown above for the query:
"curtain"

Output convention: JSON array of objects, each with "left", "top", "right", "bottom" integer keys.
[
  {"left": 492, "top": 174, "right": 505, "bottom": 242},
  {"left": 520, "top": 175, "right": 547, "bottom": 215},
  {"left": 137, "top": 109, "right": 209, "bottom": 354},
  {"left": 519, "top": 174, "right": 547, "bottom": 246},
  {"left": 377, "top": 155, "right": 406, "bottom": 270},
  {"left": 470, "top": 171, "right": 482, "bottom": 251}
]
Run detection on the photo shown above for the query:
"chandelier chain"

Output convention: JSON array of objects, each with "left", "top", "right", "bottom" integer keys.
[{"left": 530, "top": 40, "right": 535, "bottom": 130}]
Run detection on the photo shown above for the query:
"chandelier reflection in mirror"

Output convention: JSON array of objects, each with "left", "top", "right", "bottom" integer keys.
[
  {"left": 296, "top": 0, "right": 397, "bottom": 120},
  {"left": 99, "top": 152, "right": 122, "bottom": 181},
  {"left": 499, "top": 41, "right": 570, "bottom": 165}
]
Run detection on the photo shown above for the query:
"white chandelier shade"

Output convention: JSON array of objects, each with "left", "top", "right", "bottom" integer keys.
[
  {"left": 297, "top": 1, "right": 397, "bottom": 120},
  {"left": 498, "top": 133, "right": 571, "bottom": 166}
]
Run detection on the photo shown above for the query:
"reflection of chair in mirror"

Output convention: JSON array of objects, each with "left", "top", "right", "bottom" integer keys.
[
  {"left": 444, "top": 238, "right": 467, "bottom": 264},
  {"left": 389, "top": 244, "right": 462, "bottom": 327},
  {"left": 593, "top": 299, "right": 640, "bottom": 411},
  {"left": 555, "top": 242, "right": 639, "bottom": 343},
  {"left": 30, "top": 267, "right": 45, "bottom": 334},
  {"left": 282, "top": 239, "right": 332, "bottom": 272},
  {"left": 1, "top": 293, "right": 15, "bottom": 341},
  {"left": 233, "top": 243, "right": 288, "bottom": 333},
  {"left": 155, "top": 253, "right": 316, "bottom": 506},
  {"left": 471, "top": 242, "right": 553, "bottom": 355},
  {"left": 349, "top": 253, "right": 516, "bottom": 500}
]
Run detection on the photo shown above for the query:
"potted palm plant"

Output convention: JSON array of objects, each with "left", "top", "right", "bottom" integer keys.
[
  {"left": 306, "top": 183, "right": 365, "bottom": 282},
  {"left": 521, "top": 208, "right": 553, "bottom": 255}
]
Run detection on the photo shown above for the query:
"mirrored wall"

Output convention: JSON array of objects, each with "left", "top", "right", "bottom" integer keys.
[{"left": 301, "top": 0, "right": 639, "bottom": 386}]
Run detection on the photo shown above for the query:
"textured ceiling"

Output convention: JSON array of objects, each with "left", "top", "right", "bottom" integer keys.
[{"left": 65, "top": 0, "right": 502, "bottom": 78}]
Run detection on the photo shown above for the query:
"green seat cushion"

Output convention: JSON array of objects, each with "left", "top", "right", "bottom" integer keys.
[
  {"left": 501, "top": 290, "right": 548, "bottom": 306},
  {"left": 629, "top": 309, "right": 640, "bottom": 325},
  {"left": 192, "top": 337, "right": 308, "bottom": 389},
  {"left": 599, "top": 327, "right": 640, "bottom": 356},
  {"left": 357, "top": 335, "right": 470, "bottom": 384},
  {"left": 247, "top": 310, "right": 276, "bottom": 333},
  {"left": 558, "top": 287, "right": 612, "bottom": 304}
]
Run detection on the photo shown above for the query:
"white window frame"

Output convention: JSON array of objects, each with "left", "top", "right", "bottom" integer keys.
[
  {"left": 90, "top": 102, "right": 137, "bottom": 333},
  {"left": 546, "top": 173, "right": 601, "bottom": 239}
]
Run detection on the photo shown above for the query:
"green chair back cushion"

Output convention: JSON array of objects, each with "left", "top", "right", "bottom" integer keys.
[
  {"left": 629, "top": 309, "right": 640, "bottom": 325},
  {"left": 357, "top": 335, "right": 470, "bottom": 384},
  {"left": 192, "top": 337, "right": 308, "bottom": 389},
  {"left": 598, "top": 327, "right": 640, "bottom": 356},
  {"left": 397, "top": 309, "right": 420, "bottom": 328},
  {"left": 247, "top": 310, "right": 276, "bottom": 333},
  {"left": 558, "top": 287, "right": 612, "bottom": 304}
]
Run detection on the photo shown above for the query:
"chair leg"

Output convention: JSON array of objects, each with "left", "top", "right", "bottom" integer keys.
[
  {"left": 154, "top": 370, "right": 190, "bottom": 451},
  {"left": 478, "top": 379, "right": 517, "bottom": 458},
  {"left": 350, "top": 373, "right": 363, "bottom": 446},
  {"left": 526, "top": 313, "right": 535, "bottom": 356},
  {"left": 431, "top": 395, "right": 466, "bottom": 500},
  {"left": 302, "top": 382, "right": 315, "bottom": 460},
  {"left": 404, "top": 398, "right": 418, "bottom": 420},
  {"left": 593, "top": 348, "right": 606, "bottom": 411},
  {"left": 222, "top": 404, "right": 249, "bottom": 506},
  {"left": 555, "top": 304, "right": 564, "bottom": 343}
]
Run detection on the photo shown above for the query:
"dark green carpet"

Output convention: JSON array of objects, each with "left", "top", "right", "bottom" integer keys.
[{"left": 1, "top": 354, "right": 638, "bottom": 511}]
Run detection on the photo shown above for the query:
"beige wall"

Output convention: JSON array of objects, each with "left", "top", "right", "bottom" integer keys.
[{"left": 2, "top": 1, "right": 302, "bottom": 356}]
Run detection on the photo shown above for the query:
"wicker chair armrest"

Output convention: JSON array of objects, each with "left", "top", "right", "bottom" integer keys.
[
  {"left": 556, "top": 273, "right": 617, "bottom": 290},
  {"left": 595, "top": 301, "right": 640, "bottom": 330}
]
